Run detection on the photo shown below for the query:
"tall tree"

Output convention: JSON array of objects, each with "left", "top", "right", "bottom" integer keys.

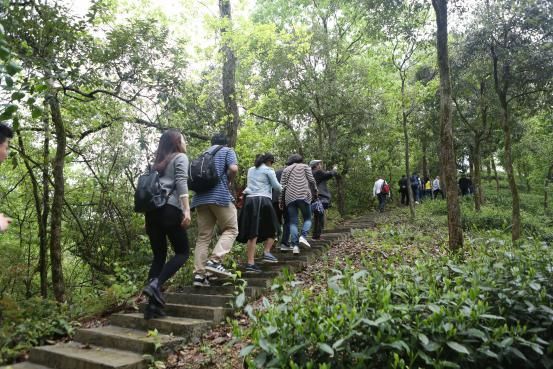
[
  {"left": 432, "top": 0, "right": 463, "bottom": 251},
  {"left": 470, "top": 0, "right": 553, "bottom": 241},
  {"left": 219, "top": 0, "right": 241, "bottom": 147}
]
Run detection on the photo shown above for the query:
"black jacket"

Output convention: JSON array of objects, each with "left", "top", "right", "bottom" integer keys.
[{"left": 312, "top": 169, "right": 337, "bottom": 205}]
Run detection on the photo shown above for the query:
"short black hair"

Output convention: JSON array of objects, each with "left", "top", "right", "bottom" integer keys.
[
  {"left": 286, "top": 154, "right": 303, "bottom": 165},
  {"left": 0, "top": 124, "right": 13, "bottom": 144},
  {"left": 211, "top": 133, "right": 228, "bottom": 146}
]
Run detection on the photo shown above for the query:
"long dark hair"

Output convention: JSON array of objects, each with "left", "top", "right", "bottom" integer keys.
[
  {"left": 254, "top": 153, "right": 275, "bottom": 168},
  {"left": 154, "top": 129, "right": 186, "bottom": 173}
]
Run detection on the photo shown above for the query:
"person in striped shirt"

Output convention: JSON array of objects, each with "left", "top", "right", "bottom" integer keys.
[
  {"left": 279, "top": 154, "right": 318, "bottom": 255},
  {"left": 191, "top": 133, "right": 239, "bottom": 287}
]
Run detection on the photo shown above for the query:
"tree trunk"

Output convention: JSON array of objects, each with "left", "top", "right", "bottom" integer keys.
[
  {"left": 491, "top": 156, "right": 500, "bottom": 191},
  {"left": 473, "top": 139, "right": 483, "bottom": 212},
  {"left": 335, "top": 172, "right": 347, "bottom": 217},
  {"left": 422, "top": 143, "right": 428, "bottom": 179},
  {"left": 40, "top": 111, "right": 50, "bottom": 298},
  {"left": 219, "top": 0, "right": 240, "bottom": 148},
  {"left": 47, "top": 94, "right": 66, "bottom": 302},
  {"left": 546, "top": 165, "right": 553, "bottom": 210},
  {"left": 400, "top": 79, "right": 415, "bottom": 219},
  {"left": 500, "top": 104, "right": 521, "bottom": 241},
  {"left": 485, "top": 160, "right": 491, "bottom": 178},
  {"left": 16, "top": 126, "right": 50, "bottom": 298},
  {"left": 432, "top": 0, "right": 463, "bottom": 251}
]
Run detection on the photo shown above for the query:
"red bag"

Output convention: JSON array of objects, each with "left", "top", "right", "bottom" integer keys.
[{"left": 381, "top": 182, "right": 390, "bottom": 194}]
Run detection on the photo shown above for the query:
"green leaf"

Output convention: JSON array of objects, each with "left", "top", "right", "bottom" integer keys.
[
  {"left": 318, "top": 343, "right": 334, "bottom": 356},
  {"left": 5, "top": 75, "right": 13, "bottom": 87},
  {"left": 464, "top": 328, "right": 486, "bottom": 341},
  {"left": 446, "top": 341, "right": 470, "bottom": 355},
  {"left": 11, "top": 91, "right": 25, "bottom": 101},
  {"left": 6, "top": 61, "right": 22, "bottom": 76},
  {"left": 480, "top": 314, "right": 504, "bottom": 320},
  {"left": 0, "top": 46, "right": 9, "bottom": 59},
  {"left": 529, "top": 282, "right": 541, "bottom": 291},
  {"left": 418, "top": 333, "right": 429, "bottom": 346},
  {"left": 423, "top": 341, "right": 441, "bottom": 352},
  {"left": 235, "top": 292, "right": 245, "bottom": 308},
  {"left": 31, "top": 105, "right": 43, "bottom": 119},
  {"left": 428, "top": 304, "right": 441, "bottom": 313},
  {"left": 239, "top": 345, "right": 255, "bottom": 357}
]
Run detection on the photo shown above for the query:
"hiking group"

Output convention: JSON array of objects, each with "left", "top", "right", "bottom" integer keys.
[
  {"left": 136, "top": 130, "right": 338, "bottom": 319},
  {"left": 374, "top": 170, "right": 476, "bottom": 214}
]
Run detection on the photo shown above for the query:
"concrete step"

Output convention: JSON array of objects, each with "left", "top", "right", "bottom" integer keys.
[
  {"left": 138, "top": 303, "right": 232, "bottom": 323},
  {"left": 251, "top": 263, "right": 304, "bottom": 272},
  {"left": 165, "top": 292, "right": 234, "bottom": 307},
  {"left": 0, "top": 363, "right": 51, "bottom": 369},
  {"left": 109, "top": 313, "right": 210, "bottom": 338},
  {"left": 174, "top": 286, "right": 264, "bottom": 298},
  {"left": 74, "top": 325, "right": 184, "bottom": 355},
  {"left": 29, "top": 342, "right": 145, "bottom": 369},
  {"left": 323, "top": 228, "right": 352, "bottom": 234},
  {"left": 210, "top": 277, "right": 271, "bottom": 288}
]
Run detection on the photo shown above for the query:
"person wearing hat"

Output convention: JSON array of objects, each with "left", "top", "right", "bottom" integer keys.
[{"left": 310, "top": 160, "right": 338, "bottom": 240}]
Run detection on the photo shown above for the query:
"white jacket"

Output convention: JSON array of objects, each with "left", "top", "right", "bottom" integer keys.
[{"left": 373, "top": 178, "right": 385, "bottom": 197}]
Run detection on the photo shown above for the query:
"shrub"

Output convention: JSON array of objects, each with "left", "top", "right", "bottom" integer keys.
[
  {"left": 0, "top": 298, "right": 75, "bottom": 364},
  {"left": 240, "top": 240, "right": 553, "bottom": 369}
]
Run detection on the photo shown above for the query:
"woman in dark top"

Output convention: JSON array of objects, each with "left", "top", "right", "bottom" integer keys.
[{"left": 142, "top": 129, "right": 191, "bottom": 320}]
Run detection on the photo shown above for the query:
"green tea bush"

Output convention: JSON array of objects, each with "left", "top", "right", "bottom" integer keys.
[
  {"left": 0, "top": 298, "right": 75, "bottom": 364},
  {"left": 240, "top": 240, "right": 553, "bottom": 369}
]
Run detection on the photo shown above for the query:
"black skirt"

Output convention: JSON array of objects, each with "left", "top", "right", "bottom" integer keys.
[{"left": 237, "top": 196, "right": 279, "bottom": 243}]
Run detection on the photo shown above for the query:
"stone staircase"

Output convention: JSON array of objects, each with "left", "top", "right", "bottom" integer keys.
[{"left": 1, "top": 216, "right": 375, "bottom": 369}]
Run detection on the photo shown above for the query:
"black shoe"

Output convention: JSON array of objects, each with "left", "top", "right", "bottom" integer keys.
[
  {"left": 144, "top": 302, "right": 166, "bottom": 320},
  {"left": 193, "top": 274, "right": 210, "bottom": 287},
  {"left": 245, "top": 263, "right": 262, "bottom": 274},
  {"left": 143, "top": 278, "right": 165, "bottom": 306}
]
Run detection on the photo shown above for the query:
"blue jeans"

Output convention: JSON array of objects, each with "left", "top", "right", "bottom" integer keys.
[{"left": 287, "top": 199, "right": 312, "bottom": 246}]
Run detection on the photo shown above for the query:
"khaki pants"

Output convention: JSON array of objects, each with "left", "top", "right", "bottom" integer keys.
[{"left": 194, "top": 203, "right": 238, "bottom": 275}]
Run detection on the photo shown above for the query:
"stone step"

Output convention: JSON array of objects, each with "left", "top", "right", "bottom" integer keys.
[
  {"left": 210, "top": 277, "right": 271, "bottom": 288},
  {"left": 323, "top": 228, "right": 352, "bottom": 234},
  {"left": 138, "top": 303, "right": 232, "bottom": 323},
  {"left": 165, "top": 292, "right": 234, "bottom": 307},
  {"left": 174, "top": 286, "right": 264, "bottom": 298},
  {"left": 74, "top": 325, "right": 184, "bottom": 355},
  {"left": 109, "top": 313, "right": 210, "bottom": 338},
  {"left": 252, "top": 263, "right": 304, "bottom": 272},
  {"left": 0, "top": 363, "right": 51, "bottom": 369},
  {"left": 240, "top": 270, "right": 282, "bottom": 278},
  {"left": 30, "top": 342, "right": 145, "bottom": 369}
]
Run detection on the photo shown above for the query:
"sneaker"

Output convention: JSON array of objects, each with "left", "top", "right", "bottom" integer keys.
[
  {"left": 299, "top": 236, "right": 311, "bottom": 248},
  {"left": 193, "top": 274, "right": 210, "bottom": 287},
  {"left": 263, "top": 252, "right": 278, "bottom": 263},
  {"left": 245, "top": 263, "right": 262, "bottom": 274},
  {"left": 279, "top": 244, "right": 293, "bottom": 252},
  {"left": 293, "top": 245, "right": 300, "bottom": 255},
  {"left": 143, "top": 278, "right": 165, "bottom": 306},
  {"left": 143, "top": 302, "right": 166, "bottom": 320},
  {"left": 205, "top": 271, "right": 218, "bottom": 281},
  {"left": 206, "top": 259, "right": 233, "bottom": 278}
]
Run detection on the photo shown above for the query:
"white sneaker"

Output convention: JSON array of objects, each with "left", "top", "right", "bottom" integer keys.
[
  {"left": 293, "top": 246, "right": 300, "bottom": 255},
  {"left": 299, "top": 236, "right": 311, "bottom": 248}
]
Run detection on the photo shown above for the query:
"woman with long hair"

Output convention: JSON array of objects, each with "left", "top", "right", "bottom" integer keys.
[
  {"left": 237, "top": 153, "right": 282, "bottom": 273},
  {"left": 142, "top": 129, "right": 191, "bottom": 319}
]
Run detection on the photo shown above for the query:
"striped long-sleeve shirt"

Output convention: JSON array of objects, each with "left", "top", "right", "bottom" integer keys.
[{"left": 280, "top": 163, "right": 318, "bottom": 206}]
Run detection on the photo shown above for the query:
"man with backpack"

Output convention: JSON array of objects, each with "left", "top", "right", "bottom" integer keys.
[
  {"left": 373, "top": 175, "right": 389, "bottom": 212},
  {"left": 190, "top": 133, "right": 239, "bottom": 287},
  {"left": 398, "top": 175, "right": 408, "bottom": 205}
]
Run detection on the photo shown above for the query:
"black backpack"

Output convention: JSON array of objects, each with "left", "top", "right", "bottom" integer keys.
[
  {"left": 134, "top": 167, "right": 173, "bottom": 213},
  {"left": 188, "top": 145, "right": 224, "bottom": 193}
]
